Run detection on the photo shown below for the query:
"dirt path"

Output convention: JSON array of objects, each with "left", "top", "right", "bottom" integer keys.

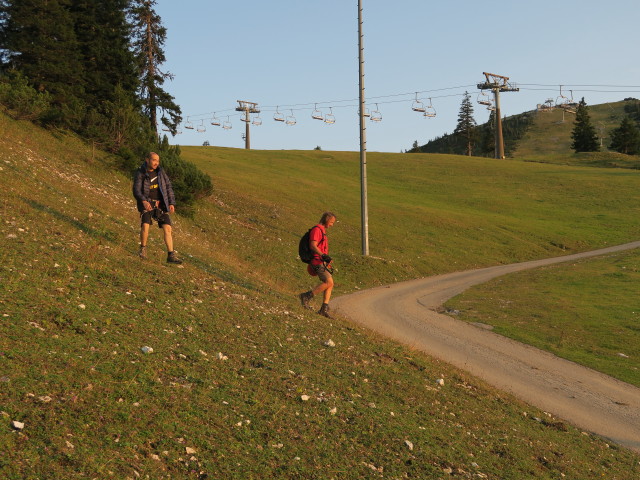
[{"left": 332, "top": 241, "right": 640, "bottom": 453}]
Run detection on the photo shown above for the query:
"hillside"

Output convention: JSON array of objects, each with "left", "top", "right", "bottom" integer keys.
[
  {"left": 1, "top": 111, "right": 639, "bottom": 478},
  {"left": 414, "top": 98, "right": 640, "bottom": 168}
]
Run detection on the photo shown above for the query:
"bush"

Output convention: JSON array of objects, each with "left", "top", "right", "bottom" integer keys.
[{"left": 0, "top": 70, "right": 52, "bottom": 120}]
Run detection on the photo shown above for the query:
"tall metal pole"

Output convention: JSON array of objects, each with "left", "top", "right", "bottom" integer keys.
[
  {"left": 244, "top": 109, "right": 250, "bottom": 150},
  {"left": 493, "top": 89, "right": 504, "bottom": 159},
  {"left": 358, "top": 0, "right": 369, "bottom": 256}
]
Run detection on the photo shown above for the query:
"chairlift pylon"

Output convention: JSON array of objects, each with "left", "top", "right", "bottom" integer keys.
[
  {"left": 411, "top": 92, "right": 426, "bottom": 113},
  {"left": 274, "top": 106, "right": 285, "bottom": 122},
  {"left": 324, "top": 107, "right": 336, "bottom": 124},
  {"left": 312, "top": 104, "right": 324, "bottom": 121},
  {"left": 286, "top": 109, "right": 297, "bottom": 126}
]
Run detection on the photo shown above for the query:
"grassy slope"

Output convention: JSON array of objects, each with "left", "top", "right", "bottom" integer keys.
[
  {"left": 1, "top": 112, "right": 639, "bottom": 479},
  {"left": 513, "top": 100, "right": 640, "bottom": 168}
]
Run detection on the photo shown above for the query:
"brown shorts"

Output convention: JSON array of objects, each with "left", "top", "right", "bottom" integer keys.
[{"left": 312, "top": 263, "right": 332, "bottom": 282}]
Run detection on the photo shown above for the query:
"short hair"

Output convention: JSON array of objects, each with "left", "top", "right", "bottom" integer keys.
[
  {"left": 319, "top": 211, "right": 336, "bottom": 225},
  {"left": 146, "top": 151, "right": 159, "bottom": 160}
]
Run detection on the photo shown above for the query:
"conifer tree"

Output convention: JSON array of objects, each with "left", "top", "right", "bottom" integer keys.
[
  {"left": 0, "top": 0, "right": 84, "bottom": 114},
  {"left": 454, "top": 91, "right": 477, "bottom": 156},
  {"left": 609, "top": 116, "right": 640, "bottom": 155},
  {"left": 571, "top": 98, "right": 599, "bottom": 153},
  {"left": 129, "top": 0, "right": 181, "bottom": 136}
]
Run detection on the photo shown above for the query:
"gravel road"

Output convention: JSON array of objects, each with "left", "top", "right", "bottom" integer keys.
[{"left": 332, "top": 241, "right": 640, "bottom": 452}]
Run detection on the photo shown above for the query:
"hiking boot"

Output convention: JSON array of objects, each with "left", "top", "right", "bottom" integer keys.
[
  {"left": 139, "top": 245, "right": 147, "bottom": 259},
  {"left": 299, "top": 291, "right": 314, "bottom": 309},
  {"left": 318, "top": 303, "right": 332, "bottom": 318},
  {"left": 167, "top": 251, "right": 183, "bottom": 264}
]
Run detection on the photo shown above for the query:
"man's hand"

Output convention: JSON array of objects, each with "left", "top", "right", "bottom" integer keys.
[
  {"left": 143, "top": 200, "right": 152, "bottom": 211},
  {"left": 169, "top": 205, "right": 175, "bottom": 214},
  {"left": 321, "top": 254, "right": 332, "bottom": 264}
]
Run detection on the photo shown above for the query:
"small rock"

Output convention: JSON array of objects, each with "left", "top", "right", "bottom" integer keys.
[
  {"left": 141, "top": 346, "right": 154, "bottom": 354},
  {"left": 185, "top": 447, "right": 196, "bottom": 454},
  {"left": 11, "top": 420, "right": 24, "bottom": 430},
  {"left": 618, "top": 353, "right": 629, "bottom": 358},
  {"left": 329, "top": 407, "right": 337, "bottom": 415},
  {"left": 405, "top": 440, "right": 414, "bottom": 451},
  {"left": 78, "top": 304, "right": 86, "bottom": 310},
  {"left": 324, "top": 339, "right": 336, "bottom": 348},
  {"left": 216, "top": 352, "right": 228, "bottom": 361},
  {"left": 436, "top": 378, "right": 445, "bottom": 386},
  {"left": 300, "top": 395, "right": 310, "bottom": 402}
]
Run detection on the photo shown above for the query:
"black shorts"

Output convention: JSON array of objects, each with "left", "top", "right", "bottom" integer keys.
[{"left": 141, "top": 208, "right": 172, "bottom": 228}]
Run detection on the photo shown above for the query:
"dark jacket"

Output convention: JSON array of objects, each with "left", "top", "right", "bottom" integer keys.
[{"left": 133, "top": 163, "right": 176, "bottom": 213}]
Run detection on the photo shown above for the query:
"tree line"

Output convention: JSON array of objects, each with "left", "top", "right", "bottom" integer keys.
[{"left": 0, "top": 0, "right": 211, "bottom": 213}]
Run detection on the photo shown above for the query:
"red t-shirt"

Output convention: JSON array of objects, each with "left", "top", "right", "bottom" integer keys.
[{"left": 309, "top": 224, "right": 327, "bottom": 265}]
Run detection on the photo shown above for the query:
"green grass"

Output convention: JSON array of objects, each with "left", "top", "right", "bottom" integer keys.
[
  {"left": 444, "top": 249, "right": 640, "bottom": 387},
  {"left": 1, "top": 111, "right": 639, "bottom": 478}
]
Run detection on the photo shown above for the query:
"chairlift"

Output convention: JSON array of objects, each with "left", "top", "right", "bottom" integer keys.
[
  {"left": 411, "top": 93, "right": 426, "bottom": 113},
  {"left": 274, "top": 106, "right": 285, "bottom": 122},
  {"left": 477, "top": 90, "right": 492, "bottom": 107},
  {"left": 222, "top": 116, "right": 232, "bottom": 130},
  {"left": 370, "top": 104, "right": 382, "bottom": 122},
  {"left": 286, "top": 110, "right": 297, "bottom": 126},
  {"left": 196, "top": 120, "right": 206, "bottom": 133},
  {"left": 312, "top": 104, "right": 324, "bottom": 121},
  {"left": 555, "top": 85, "right": 571, "bottom": 108},
  {"left": 423, "top": 98, "right": 436, "bottom": 118},
  {"left": 184, "top": 117, "right": 195, "bottom": 130},
  {"left": 252, "top": 114, "right": 262, "bottom": 126},
  {"left": 210, "top": 113, "right": 221, "bottom": 126},
  {"left": 324, "top": 107, "right": 336, "bottom": 124}
]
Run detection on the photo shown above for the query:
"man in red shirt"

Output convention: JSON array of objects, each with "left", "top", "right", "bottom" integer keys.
[{"left": 299, "top": 212, "right": 336, "bottom": 317}]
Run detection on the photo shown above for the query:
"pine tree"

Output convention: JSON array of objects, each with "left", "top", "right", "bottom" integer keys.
[
  {"left": 0, "top": 0, "right": 84, "bottom": 112},
  {"left": 454, "top": 91, "right": 477, "bottom": 156},
  {"left": 609, "top": 116, "right": 640, "bottom": 155},
  {"left": 129, "top": 0, "right": 181, "bottom": 136},
  {"left": 571, "top": 98, "right": 599, "bottom": 153}
]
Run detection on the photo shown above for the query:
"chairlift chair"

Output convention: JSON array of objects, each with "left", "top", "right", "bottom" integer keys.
[
  {"left": 274, "top": 107, "right": 285, "bottom": 122},
  {"left": 210, "top": 114, "right": 221, "bottom": 126},
  {"left": 423, "top": 98, "right": 436, "bottom": 118},
  {"left": 252, "top": 114, "right": 262, "bottom": 126},
  {"left": 312, "top": 104, "right": 324, "bottom": 121},
  {"left": 477, "top": 91, "right": 492, "bottom": 107},
  {"left": 411, "top": 93, "right": 426, "bottom": 113},
  {"left": 184, "top": 118, "right": 195, "bottom": 130},
  {"left": 370, "top": 104, "right": 382, "bottom": 122},
  {"left": 197, "top": 120, "right": 206, "bottom": 133},
  {"left": 286, "top": 110, "right": 297, "bottom": 126},
  {"left": 222, "top": 116, "right": 233, "bottom": 130},
  {"left": 324, "top": 107, "right": 336, "bottom": 124}
]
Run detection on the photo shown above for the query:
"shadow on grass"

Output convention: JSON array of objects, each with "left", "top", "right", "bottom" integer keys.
[{"left": 21, "top": 197, "right": 117, "bottom": 243}]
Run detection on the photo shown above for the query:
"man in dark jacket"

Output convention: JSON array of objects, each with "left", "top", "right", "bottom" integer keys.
[{"left": 133, "top": 152, "right": 182, "bottom": 264}]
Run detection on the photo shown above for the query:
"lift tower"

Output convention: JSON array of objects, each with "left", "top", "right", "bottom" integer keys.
[
  {"left": 477, "top": 73, "right": 519, "bottom": 159},
  {"left": 236, "top": 100, "right": 260, "bottom": 149}
]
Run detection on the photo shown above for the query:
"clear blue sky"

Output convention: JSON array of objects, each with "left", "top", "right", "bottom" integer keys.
[{"left": 155, "top": 0, "right": 640, "bottom": 152}]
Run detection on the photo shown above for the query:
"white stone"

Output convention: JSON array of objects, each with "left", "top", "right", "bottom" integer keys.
[
  {"left": 141, "top": 346, "right": 153, "bottom": 354},
  {"left": 436, "top": 378, "right": 445, "bottom": 386},
  {"left": 405, "top": 440, "right": 414, "bottom": 451},
  {"left": 11, "top": 420, "right": 24, "bottom": 430},
  {"left": 300, "top": 395, "right": 310, "bottom": 402},
  {"left": 324, "top": 339, "right": 336, "bottom": 347}
]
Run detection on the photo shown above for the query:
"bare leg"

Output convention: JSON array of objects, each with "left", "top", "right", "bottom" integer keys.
[{"left": 162, "top": 224, "right": 174, "bottom": 252}]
